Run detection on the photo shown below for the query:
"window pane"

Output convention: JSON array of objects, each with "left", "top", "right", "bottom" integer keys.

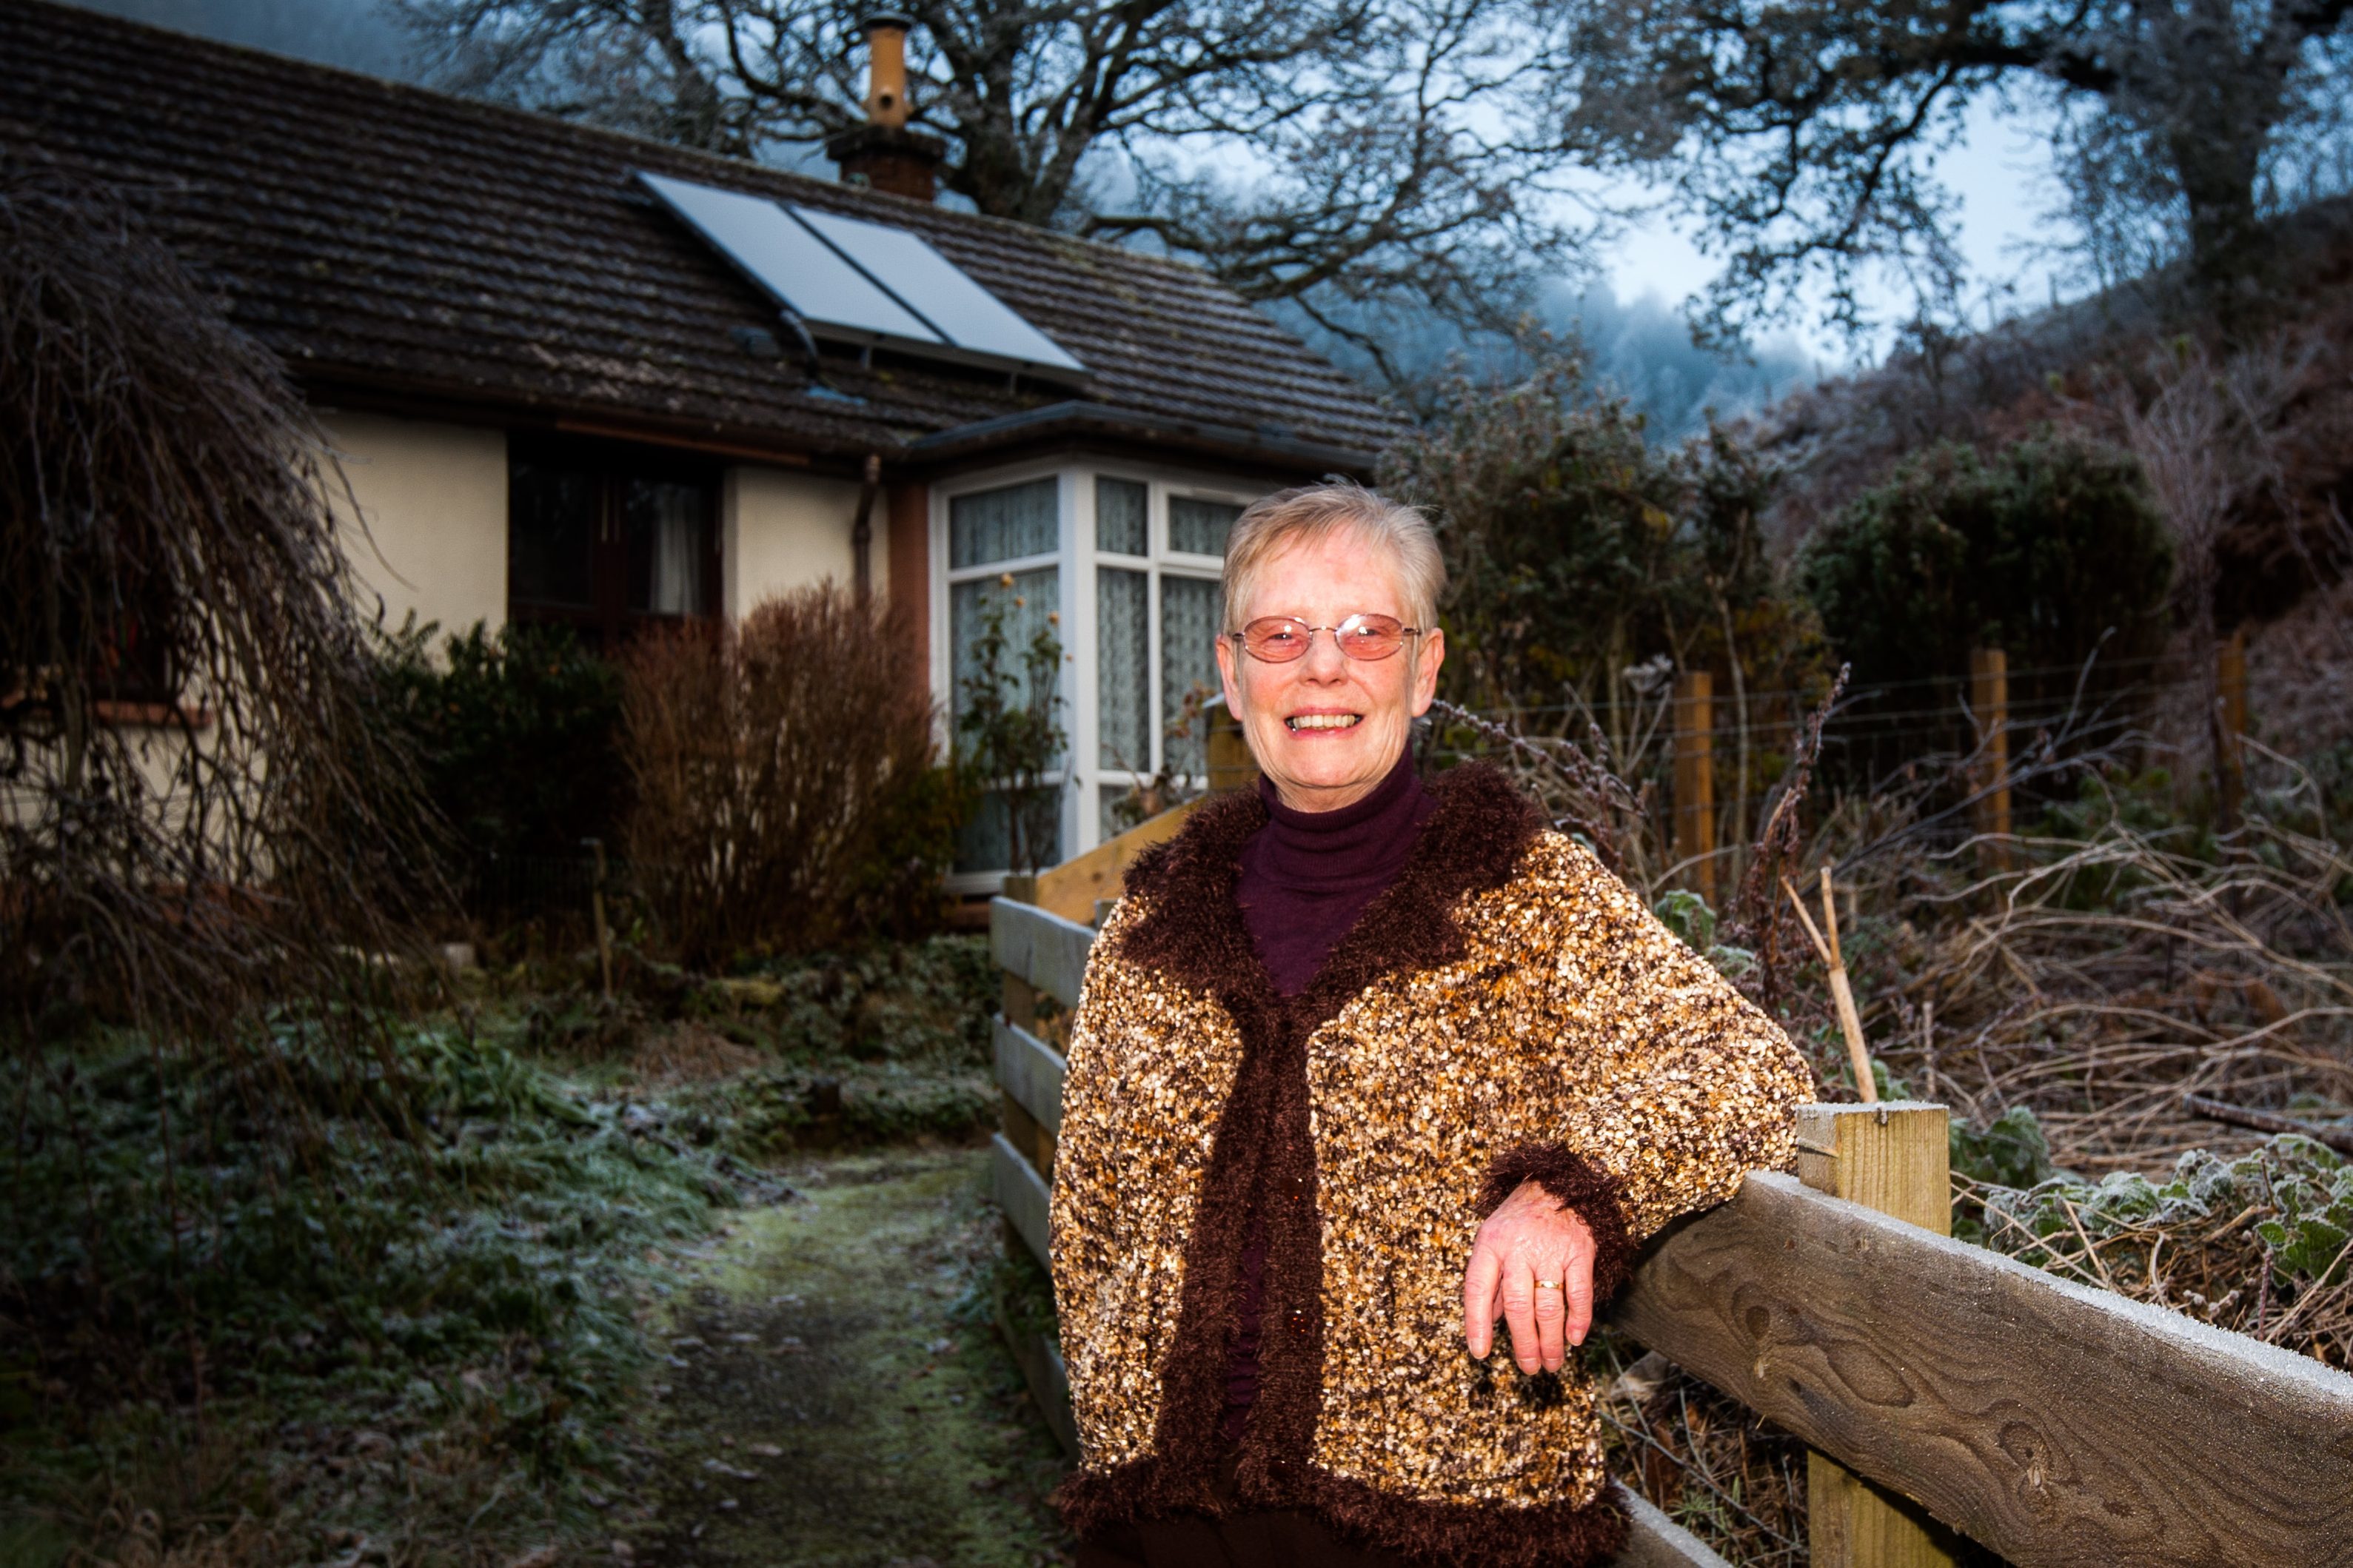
[
  {"left": 623, "top": 477, "right": 709, "bottom": 617},
  {"left": 951, "top": 566, "right": 1061, "bottom": 752},
  {"left": 1168, "top": 495, "right": 1241, "bottom": 557},
  {"left": 1097, "top": 567, "right": 1149, "bottom": 771},
  {"left": 1160, "top": 574, "right": 1222, "bottom": 779},
  {"left": 951, "top": 477, "right": 1059, "bottom": 568},
  {"left": 1095, "top": 477, "right": 1148, "bottom": 555},
  {"left": 957, "top": 788, "right": 1064, "bottom": 875},
  {"left": 509, "top": 458, "right": 598, "bottom": 608}
]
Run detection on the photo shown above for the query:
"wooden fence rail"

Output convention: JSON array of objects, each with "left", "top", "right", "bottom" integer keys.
[{"left": 986, "top": 896, "right": 2353, "bottom": 1568}]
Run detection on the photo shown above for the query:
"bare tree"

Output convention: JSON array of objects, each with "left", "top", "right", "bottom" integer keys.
[
  {"left": 2100, "top": 331, "right": 2316, "bottom": 819},
  {"left": 1551, "top": 0, "right": 2353, "bottom": 340},
  {"left": 396, "top": 0, "right": 1587, "bottom": 380},
  {"left": 1082, "top": 0, "right": 1590, "bottom": 381}
]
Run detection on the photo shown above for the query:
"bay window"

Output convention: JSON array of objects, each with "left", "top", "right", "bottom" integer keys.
[{"left": 937, "top": 463, "right": 1251, "bottom": 885}]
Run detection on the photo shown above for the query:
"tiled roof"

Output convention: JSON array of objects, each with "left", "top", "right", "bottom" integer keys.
[{"left": 0, "top": 0, "right": 1402, "bottom": 469}]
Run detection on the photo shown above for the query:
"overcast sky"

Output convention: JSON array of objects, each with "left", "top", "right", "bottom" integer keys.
[
  {"left": 1609, "top": 91, "right": 2069, "bottom": 344},
  {"left": 67, "top": 0, "right": 2070, "bottom": 386}
]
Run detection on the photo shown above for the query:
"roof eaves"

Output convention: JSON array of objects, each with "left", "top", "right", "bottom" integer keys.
[{"left": 911, "top": 400, "right": 1387, "bottom": 475}]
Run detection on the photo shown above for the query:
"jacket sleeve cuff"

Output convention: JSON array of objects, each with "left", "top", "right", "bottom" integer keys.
[{"left": 1475, "top": 1142, "right": 1639, "bottom": 1303}]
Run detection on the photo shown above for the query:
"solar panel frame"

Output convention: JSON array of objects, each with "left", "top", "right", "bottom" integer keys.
[
  {"left": 787, "top": 204, "right": 1087, "bottom": 378},
  {"left": 637, "top": 169, "right": 1090, "bottom": 388},
  {"left": 635, "top": 171, "right": 943, "bottom": 349}
]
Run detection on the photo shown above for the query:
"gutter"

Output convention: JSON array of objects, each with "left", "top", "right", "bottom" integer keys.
[
  {"left": 304, "top": 367, "right": 1391, "bottom": 478},
  {"left": 910, "top": 401, "right": 1384, "bottom": 475}
]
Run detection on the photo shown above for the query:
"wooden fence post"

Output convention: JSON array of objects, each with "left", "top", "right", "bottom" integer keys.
[
  {"left": 1207, "top": 694, "right": 1259, "bottom": 794},
  {"left": 1796, "top": 1102, "right": 1968, "bottom": 1568},
  {"left": 2218, "top": 629, "right": 2249, "bottom": 826},
  {"left": 1967, "top": 648, "right": 2010, "bottom": 868},
  {"left": 1673, "top": 671, "right": 1716, "bottom": 907}
]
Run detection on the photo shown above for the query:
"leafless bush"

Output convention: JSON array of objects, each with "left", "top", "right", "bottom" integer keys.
[
  {"left": 1429, "top": 698, "right": 1656, "bottom": 881},
  {"left": 618, "top": 587, "right": 942, "bottom": 968},
  {"left": 0, "top": 170, "right": 443, "bottom": 1042},
  {"left": 2246, "top": 504, "right": 2353, "bottom": 760}
]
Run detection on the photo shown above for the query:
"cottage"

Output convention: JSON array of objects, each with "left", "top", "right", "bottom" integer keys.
[{"left": 1, "top": 0, "right": 1401, "bottom": 888}]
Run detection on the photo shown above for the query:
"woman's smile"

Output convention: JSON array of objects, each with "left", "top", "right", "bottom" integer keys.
[{"left": 1283, "top": 708, "right": 1362, "bottom": 732}]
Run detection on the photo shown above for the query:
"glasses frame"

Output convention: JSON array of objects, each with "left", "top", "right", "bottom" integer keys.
[{"left": 1228, "top": 612, "right": 1425, "bottom": 664}]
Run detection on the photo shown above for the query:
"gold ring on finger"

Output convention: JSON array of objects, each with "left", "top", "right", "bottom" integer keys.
[{"left": 1534, "top": 1279, "right": 1561, "bottom": 1290}]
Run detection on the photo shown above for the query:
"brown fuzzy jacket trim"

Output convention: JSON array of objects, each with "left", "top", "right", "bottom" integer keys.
[
  {"left": 1476, "top": 1144, "right": 1640, "bottom": 1305},
  {"left": 1296, "top": 1469, "right": 1631, "bottom": 1568},
  {"left": 1118, "top": 763, "right": 1544, "bottom": 1025}
]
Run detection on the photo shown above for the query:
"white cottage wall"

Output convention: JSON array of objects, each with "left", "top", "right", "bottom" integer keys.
[
  {"left": 724, "top": 466, "right": 863, "bottom": 614},
  {"left": 322, "top": 412, "right": 509, "bottom": 640}
]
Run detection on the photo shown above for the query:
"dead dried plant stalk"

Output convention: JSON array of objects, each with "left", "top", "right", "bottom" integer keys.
[
  {"left": 1848, "top": 763, "right": 2353, "bottom": 1176},
  {"left": 619, "top": 587, "right": 937, "bottom": 967}
]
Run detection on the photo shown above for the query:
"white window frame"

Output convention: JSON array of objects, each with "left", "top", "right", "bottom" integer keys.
[
  {"left": 933, "top": 458, "right": 1260, "bottom": 893},
  {"left": 1087, "top": 467, "right": 1250, "bottom": 846}
]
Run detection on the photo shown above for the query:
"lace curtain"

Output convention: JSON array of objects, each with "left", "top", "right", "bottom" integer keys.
[
  {"left": 1160, "top": 574, "right": 1222, "bottom": 778},
  {"left": 1169, "top": 495, "right": 1241, "bottom": 557},
  {"left": 1096, "top": 476, "right": 1148, "bottom": 555},
  {"left": 1097, "top": 567, "right": 1150, "bottom": 771},
  {"left": 951, "top": 477, "right": 1058, "bottom": 568},
  {"left": 950, "top": 567, "right": 1060, "bottom": 732}
]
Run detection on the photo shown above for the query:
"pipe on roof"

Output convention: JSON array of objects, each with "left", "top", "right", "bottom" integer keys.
[{"left": 861, "top": 13, "right": 916, "bottom": 128}]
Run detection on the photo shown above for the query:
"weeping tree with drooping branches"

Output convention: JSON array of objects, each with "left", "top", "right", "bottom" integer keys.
[{"left": 0, "top": 170, "right": 445, "bottom": 1045}]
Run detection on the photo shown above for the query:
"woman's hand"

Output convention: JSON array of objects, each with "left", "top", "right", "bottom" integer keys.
[{"left": 1462, "top": 1179, "right": 1596, "bottom": 1375}]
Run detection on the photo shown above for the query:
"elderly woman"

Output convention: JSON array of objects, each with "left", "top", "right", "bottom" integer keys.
[{"left": 1048, "top": 483, "right": 1812, "bottom": 1567}]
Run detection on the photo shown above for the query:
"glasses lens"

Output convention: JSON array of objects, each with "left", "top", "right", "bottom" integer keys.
[
  {"left": 1241, "top": 617, "right": 1311, "bottom": 661},
  {"left": 1336, "top": 614, "right": 1406, "bottom": 660}
]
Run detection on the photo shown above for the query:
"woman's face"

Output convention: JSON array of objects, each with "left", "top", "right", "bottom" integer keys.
[{"left": 1214, "top": 528, "right": 1444, "bottom": 813}]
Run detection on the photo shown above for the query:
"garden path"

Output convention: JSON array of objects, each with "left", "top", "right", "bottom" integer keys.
[{"left": 621, "top": 1148, "right": 1071, "bottom": 1568}]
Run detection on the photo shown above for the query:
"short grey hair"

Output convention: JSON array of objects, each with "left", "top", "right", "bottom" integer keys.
[{"left": 1220, "top": 481, "right": 1445, "bottom": 633}]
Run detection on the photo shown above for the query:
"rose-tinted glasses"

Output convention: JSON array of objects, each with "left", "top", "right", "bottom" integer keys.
[{"left": 1228, "top": 614, "right": 1425, "bottom": 663}]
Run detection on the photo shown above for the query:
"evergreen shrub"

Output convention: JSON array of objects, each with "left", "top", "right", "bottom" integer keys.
[
  {"left": 373, "top": 619, "right": 627, "bottom": 911},
  {"left": 1797, "top": 430, "right": 2175, "bottom": 766}
]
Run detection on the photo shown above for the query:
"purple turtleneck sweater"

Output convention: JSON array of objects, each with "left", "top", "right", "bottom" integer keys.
[
  {"left": 1223, "top": 752, "right": 1436, "bottom": 1436},
  {"left": 1237, "top": 752, "right": 1439, "bottom": 995}
]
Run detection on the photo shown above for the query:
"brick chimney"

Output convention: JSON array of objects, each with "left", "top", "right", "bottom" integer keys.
[{"left": 826, "top": 13, "right": 945, "bottom": 203}]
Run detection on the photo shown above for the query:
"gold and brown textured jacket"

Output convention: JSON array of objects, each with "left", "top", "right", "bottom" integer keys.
[{"left": 1047, "top": 765, "right": 1814, "bottom": 1567}]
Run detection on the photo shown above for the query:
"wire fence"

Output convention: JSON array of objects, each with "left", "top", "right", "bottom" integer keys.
[{"left": 1424, "top": 642, "right": 2317, "bottom": 899}]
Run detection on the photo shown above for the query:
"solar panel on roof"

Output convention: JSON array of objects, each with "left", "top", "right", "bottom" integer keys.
[
  {"left": 637, "top": 169, "right": 1087, "bottom": 386},
  {"left": 637, "top": 171, "right": 943, "bottom": 348},
  {"left": 787, "top": 204, "right": 1086, "bottom": 377}
]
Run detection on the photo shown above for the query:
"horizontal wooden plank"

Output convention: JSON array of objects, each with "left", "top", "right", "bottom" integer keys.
[
  {"left": 991, "top": 1131, "right": 1052, "bottom": 1273},
  {"left": 1008, "top": 1322, "right": 1079, "bottom": 1459},
  {"left": 1032, "top": 800, "right": 1200, "bottom": 925},
  {"left": 1611, "top": 1173, "right": 2353, "bottom": 1568},
  {"left": 994, "top": 1016, "right": 1068, "bottom": 1135},
  {"left": 990, "top": 897, "right": 1097, "bottom": 1010},
  {"left": 991, "top": 1280, "right": 1079, "bottom": 1459},
  {"left": 1613, "top": 1490, "right": 1731, "bottom": 1567}
]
